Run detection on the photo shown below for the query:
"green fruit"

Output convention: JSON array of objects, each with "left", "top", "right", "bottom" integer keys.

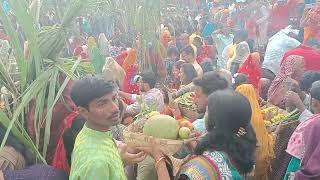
[
  {"left": 179, "top": 127, "right": 191, "bottom": 139},
  {"left": 143, "top": 115, "right": 179, "bottom": 140}
]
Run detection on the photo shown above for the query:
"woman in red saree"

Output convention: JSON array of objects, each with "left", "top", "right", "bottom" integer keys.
[
  {"left": 26, "top": 78, "right": 76, "bottom": 164},
  {"left": 52, "top": 111, "right": 78, "bottom": 173},
  {"left": 122, "top": 64, "right": 139, "bottom": 104},
  {"left": 281, "top": 45, "right": 320, "bottom": 72},
  {"left": 238, "top": 52, "right": 262, "bottom": 94}
]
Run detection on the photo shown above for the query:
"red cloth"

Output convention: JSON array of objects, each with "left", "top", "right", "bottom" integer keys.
[
  {"left": 281, "top": 45, "right": 320, "bottom": 71},
  {"left": 267, "top": 0, "right": 300, "bottom": 34},
  {"left": 52, "top": 111, "right": 78, "bottom": 174},
  {"left": 26, "top": 79, "right": 76, "bottom": 163},
  {"left": 245, "top": 19, "right": 258, "bottom": 40},
  {"left": 0, "top": 31, "right": 9, "bottom": 41},
  {"left": 196, "top": 45, "right": 215, "bottom": 64},
  {"left": 115, "top": 51, "right": 128, "bottom": 66},
  {"left": 238, "top": 53, "right": 261, "bottom": 92},
  {"left": 122, "top": 64, "right": 139, "bottom": 104},
  {"left": 73, "top": 46, "right": 89, "bottom": 59}
]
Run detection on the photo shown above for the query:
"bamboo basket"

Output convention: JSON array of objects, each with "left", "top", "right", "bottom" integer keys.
[{"left": 123, "top": 118, "right": 195, "bottom": 156}]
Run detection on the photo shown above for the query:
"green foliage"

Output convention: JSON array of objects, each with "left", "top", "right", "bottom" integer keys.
[{"left": 0, "top": 0, "right": 162, "bottom": 163}]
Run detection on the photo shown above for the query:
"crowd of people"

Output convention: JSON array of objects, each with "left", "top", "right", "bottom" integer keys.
[{"left": 0, "top": 0, "right": 320, "bottom": 179}]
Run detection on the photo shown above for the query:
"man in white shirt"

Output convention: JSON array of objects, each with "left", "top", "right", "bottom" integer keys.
[
  {"left": 285, "top": 81, "right": 320, "bottom": 122},
  {"left": 119, "top": 71, "right": 164, "bottom": 116}
]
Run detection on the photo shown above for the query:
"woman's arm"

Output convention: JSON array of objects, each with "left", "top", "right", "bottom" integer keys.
[
  {"left": 154, "top": 157, "right": 171, "bottom": 180},
  {"left": 118, "top": 91, "right": 136, "bottom": 102}
]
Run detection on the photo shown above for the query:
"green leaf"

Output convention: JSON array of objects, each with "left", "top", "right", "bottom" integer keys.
[
  {"left": 41, "top": 60, "right": 80, "bottom": 157},
  {"left": 0, "top": 3, "right": 27, "bottom": 88},
  {"left": 9, "top": 0, "right": 43, "bottom": 76},
  {"left": 0, "top": 68, "right": 52, "bottom": 152},
  {"left": 0, "top": 112, "right": 46, "bottom": 163},
  {"left": 42, "top": 68, "right": 59, "bottom": 157}
]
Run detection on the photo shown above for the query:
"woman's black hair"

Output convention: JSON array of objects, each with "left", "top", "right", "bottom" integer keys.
[
  {"left": 194, "top": 90, "right": 257, "bottom": 174},
  {"left": 181, "top": 63, "right": 198, "bottom": 84},
  {"left": 63, "top": 114, "right": 86, "bottom": 166},
  {"left": 0, "top": 124, "right": 35, "bottom": 165},
  {"left": 233, "top": 73, "right": 248, "bottom": 89},
  {"left": 141, "top": 71, "right": 157, "bottom": 89}
]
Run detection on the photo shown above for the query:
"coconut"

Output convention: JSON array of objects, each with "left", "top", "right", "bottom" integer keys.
[{"left": 143, "top": 114, "right": 179, "bottom": 140}]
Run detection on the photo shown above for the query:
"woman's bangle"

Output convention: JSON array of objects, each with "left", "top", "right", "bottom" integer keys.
[{"left": 154, "top": 156, "right": 166, "bottom": 170}]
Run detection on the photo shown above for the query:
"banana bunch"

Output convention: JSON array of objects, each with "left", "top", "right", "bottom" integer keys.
[
  {"left": 261, "top": 107, "right": 277, "bottom": 115},
  {"left": 38, "top": 25, "right": 67, "bottom": 60},
  {"left": 270, "top": 114, "right": 285, "bottom": 123}
]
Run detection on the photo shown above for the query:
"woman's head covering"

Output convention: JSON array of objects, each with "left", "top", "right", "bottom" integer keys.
[
  {"left": 267, "top": 55, "right": 304, "bottom": 106},
  {"left": 236, "top": 84, "right": 275, "bottom": 179},
  {"left": 238, "top": 52, "right": 262, "bottom": 92},
  {"left": 122, "top": 48, "right": 137, "bottom": 73},
  {"left": 87, "top": 36, "right": 97, "bottom": 49},
  {"left": 102, "top": 57, "right": 126, "bottom": 88},
  {"left": 98, "top": 33, "right": 110, "bottom": 57},
  {"left": 294, "top": 114, "right": 320, "bottom": 179}
]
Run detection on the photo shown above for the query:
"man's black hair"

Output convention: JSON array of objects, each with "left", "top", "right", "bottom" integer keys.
[
  {"left": 181, "top": 63, "right": 198, "bottom": 83},
  {"left": 181, "top": 45, "right": 195, "bottom": 57},
  {"left": 141, "top": 71, "right": 157, "bottom": 89},
  {"left": 311, "top": 81, "right": 320, "bottom": 101},
  {"left": 193, "top": 71, "right": 229, "bottom": 95},
  {"left": 71, "top": 75, "right": 117, "bottom": 109},
  {"left": 300, "top": 71, "right": 320, "bottom": 92},
  {"left": 167, "top": 46, "right": 179, "bottom": 57}
]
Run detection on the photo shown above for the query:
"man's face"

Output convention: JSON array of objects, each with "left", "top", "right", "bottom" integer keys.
[
  {"left": 81, "top": 91, "right": 120, "bottom": 129},
  {"left": 168, "top": 53, "right": 178, "bottom": 60},
  {"left": 138, "top": 79, "right": 148, "bottom": 93},
  {"left": 180, "top": 34, "right": 189, "bottom": 46},
  {"left": 194, "top": 86, "right": 208, "bottom": 114},
  {"left": 311, "top": 97, "right": 320, "bottom": 114},
  {"left": 179, "top": 68, "right": 187, "bottom": 83}
]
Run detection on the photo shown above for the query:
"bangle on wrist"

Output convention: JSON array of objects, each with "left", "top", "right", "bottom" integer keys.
[{"left": 154, "top": 156, "right": 166, "bottom": 170}]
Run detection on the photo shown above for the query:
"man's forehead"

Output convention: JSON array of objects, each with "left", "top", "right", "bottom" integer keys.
[{"left": 94, "top": 91, "right": 118, "bottom": 101}]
